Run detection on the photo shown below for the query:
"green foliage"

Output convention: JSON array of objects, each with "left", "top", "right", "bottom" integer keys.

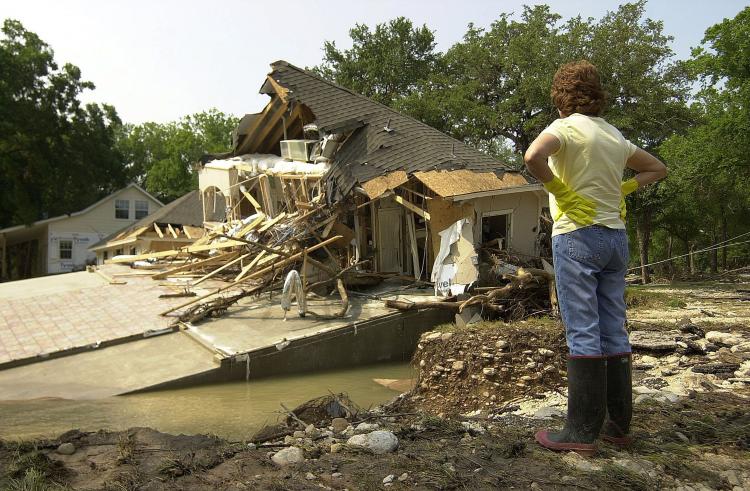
[
  {"left": 313, "top": 17, "right": 439, "bottom": 107},
  {"left": 658, "top": 6, "right": 750, "bottom": 273},
  {"left": 0, "top": 19, "right": 127, "bottom": 228},
  {"left": 116, "top": 109, "right": 238, "bottom": 202}
]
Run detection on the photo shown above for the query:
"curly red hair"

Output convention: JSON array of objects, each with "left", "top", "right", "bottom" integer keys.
[{"left": 551, "top": 60, "right": 606, "bottom": 117}]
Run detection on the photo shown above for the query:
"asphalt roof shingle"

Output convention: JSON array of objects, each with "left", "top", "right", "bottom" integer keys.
[{"left": 265, "top": 61, "right": 511, "bottom": 199}]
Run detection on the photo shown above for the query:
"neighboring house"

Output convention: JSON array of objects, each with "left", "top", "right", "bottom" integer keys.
[
  {"left": 90, "top": 190, "right": 213, "bottom": 264},
  {"left": 0, "top": 184, "right": 163, "bottom": 281}
]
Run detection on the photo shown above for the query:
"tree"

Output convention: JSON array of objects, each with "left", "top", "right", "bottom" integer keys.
[
  {"left": 313, "top": 17, "right": 440, "bottom": 107},
  {"left": 658, "top": 7, "right": 750, "bottom": 274},
  {"left": 0, "top": 19, "right": 127, "bottom": 228},
  {"left": 116, "top": 109, "right": 238, "bottom": 202}
]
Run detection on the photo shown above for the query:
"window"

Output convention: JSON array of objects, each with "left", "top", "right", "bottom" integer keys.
[
  {"left": 130, "top": 247, "right": 136, "bottom": 255},
  {"left": 115, "top": 248, "right": 123, "bottom": 256},
  {"left": 135, "top": 200, "right": 149, "bottom": 219},
  {"left": 103, "top": 251, "right": 109, "bottom": 261},
  {"left": 59, "top": 240, "right": 73, "bottom": 259},
  {"left": 115, "top": 199, "right": 129, "bottom": 219},
  {"left": 481, "top": 211, "right": 512, "bottom": 250}
]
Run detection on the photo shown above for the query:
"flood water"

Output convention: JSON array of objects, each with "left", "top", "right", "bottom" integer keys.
[{"left": 0, "top": 362, "right": 414, "bottom": 441}]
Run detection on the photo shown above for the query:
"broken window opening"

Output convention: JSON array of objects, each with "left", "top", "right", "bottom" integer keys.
[{"left": 481, "top": 211, "right": 511, "bottom": 250}]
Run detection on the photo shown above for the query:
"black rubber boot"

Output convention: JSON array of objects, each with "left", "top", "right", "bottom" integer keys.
[
  {"left": 535, "top": 357, "right": 607, "bottom": 457},
  {"left": 601, "top": 353, "right": 633, "bottom": 446}
]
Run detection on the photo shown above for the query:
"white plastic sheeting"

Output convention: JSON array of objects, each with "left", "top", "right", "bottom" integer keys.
[
  {"left": 280, "top": 270, "right": 306, "bottom": 319},
  {"left": 430, "top": 218, "right": 479, "bottom": 297},
  {"left": 204, "top": 153, "right": 329, "bottom": 176}
]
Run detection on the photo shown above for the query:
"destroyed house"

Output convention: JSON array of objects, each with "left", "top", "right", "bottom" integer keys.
[{"left": 199, "top": 61, "right": 545, "bottom": 293}]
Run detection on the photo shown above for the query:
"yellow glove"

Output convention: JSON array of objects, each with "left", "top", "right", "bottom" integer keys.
[
  {"left": 619, "top": 178, "right": 639, "bottom": 221},
  {"left": 543, "top": 176, "right": 597, "bottom": 225}
]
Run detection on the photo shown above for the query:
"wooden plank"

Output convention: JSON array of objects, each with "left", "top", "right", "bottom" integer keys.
[
  {"left": 109, "top": 239, "right": 246, "bottom": 263},
  {"left": 235, "top": 250, "right": 268, "bottom": 281},
  {"left": 258, "top": 212, "right": 287, "bottom": 233},
  {"left": 193, "top": 253, "right": 251, "bottom": 286},
  {"left": 96, "top": 268, "right": 126, "bottom": 285},
  {"left": 154, "top": 223, "right": 164, "bottom": 238},
  {"left": 394, "top": 195, "right": 430, "bottom": 221},
  {"left": 183, "top": 227, "right": 192, "bottom": 239},
  {"left": 167, "top": 223, "right": 178, "bottom": 239},
  {"left": 245, "top": 235, "right": 343, "bottom": 280},
  {"left": 160, "top": 235, "right": 343, "bottom": 316},
  {"left": 236, "top": 213, "right": 267, "bottom": 237},
  {"left": 321, "top": 218, "right": 336, "bottom": 238},
  {"left": 258, "top": 175, "right": 277, "bottom": 217},
  {"left": 407, "top": 211, "right": 421, "bottom": 279},
  {"left": 242, "top": 189, "right": 263, "bottom": 213},
  {"left": 152, "top": 251, "right": 239, "bottom": 280}
]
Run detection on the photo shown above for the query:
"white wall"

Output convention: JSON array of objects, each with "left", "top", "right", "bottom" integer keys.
[
  {"left": 46, "top": 186, "right": 162, "bottom": 273},
  {"left": 467, "top": 190, "right": 542, "bottom": 257}
]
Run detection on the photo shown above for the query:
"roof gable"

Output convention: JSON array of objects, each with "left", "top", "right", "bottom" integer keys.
[{"left": 255, "top": 61, "right": 519, "bottom": 199}]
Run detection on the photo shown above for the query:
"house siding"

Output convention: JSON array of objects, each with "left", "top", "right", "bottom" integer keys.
[
  {"left": 468, "top": 191, "right": 542, "bottom": 257},
  {"left": 46, "top": 187, "right": 162, "bottom": 274}
]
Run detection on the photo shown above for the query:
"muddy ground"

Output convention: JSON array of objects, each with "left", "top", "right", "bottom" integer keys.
[{"left": 2, "top": 281, "right": 749, "bottom": 490}]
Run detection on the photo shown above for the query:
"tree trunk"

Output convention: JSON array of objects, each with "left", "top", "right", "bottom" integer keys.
[
  {"left": 636, "top": 209, "right": 652, "bottom": 284},
  {"left": 709, "top": 232, "right": 718, "bottom": 274},
  {"left": 689, "top": 242, "right": 697, "bottom": 276},
  {"left": 721, "top": 214, "right": 728, "bottom": 270},
  {"left": 666, "top": 235, "right": 674, "bottom": 278}
]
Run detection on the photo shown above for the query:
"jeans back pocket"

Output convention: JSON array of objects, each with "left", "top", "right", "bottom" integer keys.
[{"left": 566, "top": 226, "right": 603, "bottom": 265}]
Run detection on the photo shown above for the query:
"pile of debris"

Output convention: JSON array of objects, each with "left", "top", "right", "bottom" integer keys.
[
  {"left": 384, "top": 266, "right": 556, "bottom": 322},
  {"left": 404, "top": 320, "right": 567, "bottom": 416}
]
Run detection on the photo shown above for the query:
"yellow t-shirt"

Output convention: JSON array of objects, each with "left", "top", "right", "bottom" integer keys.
[{"left": 541, "top": 114, "right": 638, "bottom": 237}]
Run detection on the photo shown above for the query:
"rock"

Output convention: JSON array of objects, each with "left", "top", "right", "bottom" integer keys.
[
  {"left": 346, "top": 430, "right": 399, "bottom": 454},
  {"left": 355, "top": 422, "right": 379, "bottom": 433},
  {"left": 271, "top": 446, "right": 305, "bottom": 466},
  {"left": 562, "top": 451, "right": 602, "bottom": 472},
  {"left": 721, "top": 470, "right": 742, "bottom": 487},
  {"left": 640, "top": 355, "right": 659, "bottom": 365},
  {"left": 630, "top": 331, "right": 678, "bottom": 352},
  {"left": 659, "top": 391, "right": 680, "bottom": 403},
  {"left": 305, "top": 472, "right": 316, "bottom": 480},
  {"left": 634, "top": 394, "right": 653, "bottom": 404},
  {"left": 674, "top": 431, "right": 690, "bottom": 444},
  {"left": 533, "top": 406, "right": 564, "bottom": 419},
  {"left": 305, "top": 424, "right": 320, "bottom": 438},
  {"left": 496, "top": 340, "right": 508, "bottom": 350},
  {"left": 633, "top": 385, "right": 659, "bottom": 395},
  {"left": 530, "top": 483, "right": 543, "bottom": 491},
  {"left": 538, "top": 348, "right": 554, "bottom": 357},
  {"left": 705, "top": 331, "right": 741, "bottom": 347},
  {"left": 611, "top": 458, "right": 660, "bottom": 479},
  {"left": 330, "top": 443, "right": 343, "bottom": 453},
  {"left": 293, "top": 430, "right": 306, "bottom": 438},
  {"left": 383, "top": 474, "right": 395, "bottom": 484},
  {"left": 483, "top": 367, "right": 497, "bottom": 376},
  {"left": 331, "top": 418, "right": 349, "bottom": 434},
  {"left": 452, "top": 360, "right": 465, "bottom": 371},
  {"left": 332, "top": 472, "right": 342, "bottom": 478},
  {"left": 284, "top": 435, "right": 295, "bottom": 444},
  {"left": 461, "top": 421, "right": 486, "bottom": 434},
  {"left": 441, "top": 332, "right": 454, "bottom": 341},
  {"left": 246, "top": 442, "right": 257, "bottom": 450},
  {"left": 424, "top": 332, "right": 442, "bottom": 341},
  {"left": 56, "top": 443, "right": 75, "bottom": 455},
  {"left": 731, "top": 342, "right": 750, "bottom": 353},
  {"left": 398, "top": 472, "right": 409, "bottom": 482}
]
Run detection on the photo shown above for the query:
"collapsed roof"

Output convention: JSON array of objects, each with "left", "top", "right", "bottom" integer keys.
[{"left": 231, "top": 61, "right": 531, "bottom": 201}]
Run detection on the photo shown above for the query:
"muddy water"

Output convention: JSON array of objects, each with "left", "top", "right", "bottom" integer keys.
[{"left": 0, "top": 362, "right": 414, "bottom": 441}]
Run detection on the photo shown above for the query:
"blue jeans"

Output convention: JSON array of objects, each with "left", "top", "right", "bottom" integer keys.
[{"left": 552, "top": 225, "right": 630, "bottom": 357}]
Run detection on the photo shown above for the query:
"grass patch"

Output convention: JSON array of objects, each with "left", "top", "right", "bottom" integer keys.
[
  {"left": 625, "top": 288, "right": 687, "bottom": 309},
  {"left": 0, "top": 443, "right": 68, "bottom": 491},
  {"left": 590, "top": 462, "right": 660, "bottom": 491}
]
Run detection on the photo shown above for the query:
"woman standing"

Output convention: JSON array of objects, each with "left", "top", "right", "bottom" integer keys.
[{"left": 524, "top": 60, "right": 667, "bottom": 456}]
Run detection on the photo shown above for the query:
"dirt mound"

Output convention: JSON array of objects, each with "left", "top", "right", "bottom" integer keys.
[{"left": 406, "top": 320, "right": 568, "bottom": 416}]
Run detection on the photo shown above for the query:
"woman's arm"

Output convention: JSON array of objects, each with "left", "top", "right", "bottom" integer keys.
[
  {"left": 523, "top": 133, "right": 561, "bottom": 183},
  {"left": 626, "top": 148, "right": 668, "bottom": 188}
]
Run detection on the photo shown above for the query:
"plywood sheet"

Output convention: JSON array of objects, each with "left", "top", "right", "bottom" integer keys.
[
  {"left": 360, "top": 171, "right": 409, "bottom": 199},
  {"left": 427, "top": 198, "right": 475, "bottom": 259},
  {"left": 413, "top": 170, "right": 529, "bottom": 198}
]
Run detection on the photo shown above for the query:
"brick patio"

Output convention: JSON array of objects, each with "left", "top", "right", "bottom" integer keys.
[{"left": 0, "top": 272, "right": 188, "bottom": 365}]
